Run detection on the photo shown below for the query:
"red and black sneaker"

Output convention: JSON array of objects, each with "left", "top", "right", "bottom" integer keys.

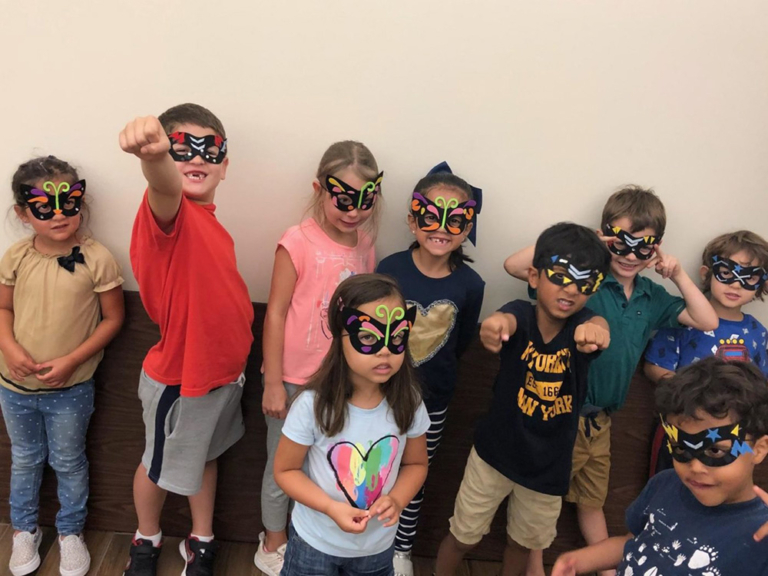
[
  {"left": 123, "top": 538, "right": 162, "bottom": 575},
  {"left": 179, "top": 536, "right": 220, "bottom": 576}
]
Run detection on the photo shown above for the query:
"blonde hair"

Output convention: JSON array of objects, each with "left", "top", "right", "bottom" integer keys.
[
  {"left": 306, "top": 141, "right": 382, "bottom": 242},
  {"left": 601, "top": 185, "right": 666, "bottom": 237},
  {"left": 702, "top": 230, "right": 768, "bottom": 300}
]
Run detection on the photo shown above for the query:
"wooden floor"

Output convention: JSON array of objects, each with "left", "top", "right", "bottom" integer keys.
[{"left": 0, "top": 524, "right": 503, "bottom": 576}]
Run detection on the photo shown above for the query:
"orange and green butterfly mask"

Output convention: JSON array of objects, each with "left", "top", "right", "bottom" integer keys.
[{"left": 20, "top": 180, "right": 86, "bottom": 221}]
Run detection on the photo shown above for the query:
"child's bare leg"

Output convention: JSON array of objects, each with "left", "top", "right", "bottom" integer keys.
[
  {"left": 133, "top": 463, "right": 167, "bottom": 535},
  {"left": 501, "top": 536, "right": 530, "bottom": 576},
  {"left": 435, "top": 533, "right": 474, "bottom": 576},
  {"left": 577, "top": 504, "right": 615, "bottom": 576},
  {"left": 189, "top": 459, "right": 218, "bottom": 537},
  {"left": 525, "top": 548, "right": 546, "bottom": 576}
]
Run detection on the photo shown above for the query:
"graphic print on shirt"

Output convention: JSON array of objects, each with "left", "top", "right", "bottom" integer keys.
[
  {"left": 620, "top": 506, "right": 721, "bottom": 575},
  {"left": 714, "top": 336, "right": 750, "bottom": 363},
  {"left": 407, "top": 299, "right": 458, "bottom": 365},
  {"left": 311, "top": 250, "right": 368, "bottom": 348},
  {"left": 327, "top": 435, "right": 400, "bottom": 509},
  {"left": 517, "top": 341, "right": 573, "bottom": 422}
]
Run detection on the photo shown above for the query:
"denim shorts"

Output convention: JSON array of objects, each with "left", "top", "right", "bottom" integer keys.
[{"left": 282, "top": 524, "right": 395, "bottom": 576}]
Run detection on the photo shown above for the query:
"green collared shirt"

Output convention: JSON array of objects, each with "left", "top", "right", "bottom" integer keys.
[{"left": 585, "top": 274, "right": 685, "bottom": 411}]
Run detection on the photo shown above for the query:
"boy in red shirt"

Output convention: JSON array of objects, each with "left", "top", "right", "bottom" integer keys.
[{"left": 119, "top": 104, "right": 254, "bottom": 575}]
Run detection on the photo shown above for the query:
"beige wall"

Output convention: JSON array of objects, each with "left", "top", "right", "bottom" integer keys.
[{"left": 2, "top": 1, "right": 768, "bottom": 326}]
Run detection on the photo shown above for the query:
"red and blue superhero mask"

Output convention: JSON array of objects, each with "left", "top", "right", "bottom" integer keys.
[
  {"left": 711, "top": 256, "right": 768, "bottom": 291},
  {"left": 324, "top": 172, "right": 383, "bottom": 212},
  {"left": 168, "top": 132, "right": 228, "bottom": 164},
  {"left": 603, "top": 225, "right": 660, "bottom": 260},
  {"left": 410, "top": 193, "right": 477, "bottom": 237},
  {"left": 661, "top": 417, "right": 753, "bottom": 467},
  {"left": 20, "top": 180, "right": 85, "bottom": 221},
  {"left": 341, "top": 304, "right": 416, "bottom": 355}
]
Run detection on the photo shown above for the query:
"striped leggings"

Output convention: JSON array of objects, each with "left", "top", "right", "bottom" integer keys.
[{"left": 394, "top": 404, "right": 448, "bottom": 552}]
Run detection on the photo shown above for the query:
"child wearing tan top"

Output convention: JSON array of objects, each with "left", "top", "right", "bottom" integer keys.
[{"left": 0, "top": 156, "right": 124, "bottom": 576}]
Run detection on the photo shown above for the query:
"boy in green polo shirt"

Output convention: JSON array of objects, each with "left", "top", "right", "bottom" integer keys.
[{"left": 503, "top": 185, "right": 717, "bottom": 576}]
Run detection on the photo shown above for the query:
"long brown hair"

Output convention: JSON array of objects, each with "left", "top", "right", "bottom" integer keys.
[{"left": 302, "top": 273, "right": 421, "bottom": 436}]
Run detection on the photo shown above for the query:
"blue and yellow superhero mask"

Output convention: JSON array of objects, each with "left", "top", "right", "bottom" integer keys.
[
  {"left": 543, "top": 255, "right": 604, "bottom": 296},
  {"left": 661, "top": 416, "right": 753, "bottom": 467},
  {"left": 20, "top": 180, "right": 86, "bottom": 221}
]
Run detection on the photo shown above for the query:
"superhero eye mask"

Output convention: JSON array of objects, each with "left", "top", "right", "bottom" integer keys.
[
  {"left": 661, "top": 416, "right": 752, "bottom": 467},
  {"left": 168, "top": 132, "right": 227, "bottom": 164},
  {"left": 604, "top": 225, "right": 660, "bottom": 260},
  {"left": 543, "top": 255, "right": 604, "bottom": 295}
]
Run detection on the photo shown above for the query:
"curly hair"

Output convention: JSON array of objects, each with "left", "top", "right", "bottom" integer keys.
[{"left": 655, "top": 357, "right": 768, "bottom": 438}]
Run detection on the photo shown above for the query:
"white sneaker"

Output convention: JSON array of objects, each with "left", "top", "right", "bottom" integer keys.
[
  {"left": 254, "top": 532, "right": 287, "bottom": 576},
  {"left": 9, "top": 530, "right": 42, "bottom": 576},
  {"left": 393, "top": 550, "right": 414, "bottom": 576},
  {"left": 59, "top": 534, "right": 91, "bottom": 576}
]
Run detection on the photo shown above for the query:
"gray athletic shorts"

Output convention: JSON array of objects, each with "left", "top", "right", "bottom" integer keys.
[{"left": 138, "top": 370, "right": 246, "bottom": 496}]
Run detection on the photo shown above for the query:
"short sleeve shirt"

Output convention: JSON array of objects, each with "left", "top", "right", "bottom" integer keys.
[
  {"left": 583, "top": 273, "right": 685, "bottom": 411},
  {"left": 619, "top": 470, "right": 768, "bottom": 575},
  {"left": 282, "top": 390, "right": 430, "bottom": 557},
  {"left": 278, "top": 219, "right": 375, "bottom": 384},
  {"left": 0, "top": 236, "right": 123, "bottom": 393},
  {"left": 130, "top": 193, "right": 254, "bottom": 397},
  {"left": 645, "top": 314, "right": 768, "bottom": 375},
  {"left": 473, "top": 300, "right": 598, "bottom": 495}
]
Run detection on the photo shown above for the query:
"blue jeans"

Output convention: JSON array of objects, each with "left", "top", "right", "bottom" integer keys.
[
  {"left": 0, "top": 381, "right": 95, "bottom": 535},
  {"left": 282, "top": 524, "right": 395, "bottom": 576}
]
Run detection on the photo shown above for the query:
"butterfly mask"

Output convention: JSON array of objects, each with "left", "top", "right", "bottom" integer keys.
[
  {"left": 410, "top": 193, "right": 476, "bottom": 236},
  {"left": 20, "top": 180, "right": 86, "bottom": 221},
  {"left": 325, "top": 172, "right": 383, "bottom": 212},
  {"left": 341, "top": 304, "right": 417, "bottom": 355},
  {"left": 168, "top": 132, "right": 228, "bottom": 164}
]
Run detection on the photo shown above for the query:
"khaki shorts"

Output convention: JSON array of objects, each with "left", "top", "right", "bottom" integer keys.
[
  {"left": 565, "top": 412, "right": 611, "bottom": 508},
  {"left": 449, "top": 447, "right": 562, "bottom": 550}
]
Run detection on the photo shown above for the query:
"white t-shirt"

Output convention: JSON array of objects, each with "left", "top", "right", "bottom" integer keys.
[{"left": 282, "top": 389, "right": 430, "bottom": 557}]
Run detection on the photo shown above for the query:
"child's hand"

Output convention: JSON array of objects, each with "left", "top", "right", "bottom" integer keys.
[
  {"left": 119, "top": 116, "right": 170, "bottom": 161},
  {"left": 369, "top": 495, "right": 402, "bottom": 527},
  {"left": 35, "top": 355, "right": 79, "bottom": 388},
  {"left": 4, "top": 344, "right": 41, "bottom": 381},
  {"left": 646, "top": 247, "right": 681, "bottom": 280},
  {"left": 480, "top": 313, "right": 511, "bottom": 353},
  {"left": 262, "top": 379, "right": 289, "bottom": 420},
  {"left": 574, "top": 323, "right": 610, "bottom": 354},
  {"left": 753, "top": 486, "right": 768, "bottom": 541},
  {"left": 551, "top": 553, "right": 578, "bottom": 576},
  {"left": 595, "top": 228, "right": 616, "bottom": 247},
  {"left": 327, "top": 501, "right": 370, "bottom": 534}
]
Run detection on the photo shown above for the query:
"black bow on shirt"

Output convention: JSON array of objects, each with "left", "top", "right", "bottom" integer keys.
[{"left": 57, "top": 246, "right": 85, "bottom": 273}]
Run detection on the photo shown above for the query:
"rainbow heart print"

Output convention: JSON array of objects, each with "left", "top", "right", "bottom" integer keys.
[{"left": 327, "top": 435, "right": 400, "bottom": 509}]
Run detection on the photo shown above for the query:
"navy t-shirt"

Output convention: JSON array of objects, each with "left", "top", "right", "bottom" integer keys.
[
  {"left": 619, "top": 470, "right": 768, "bottom": 575},
  {"left": 473, "top": 300, "right": 598, "bottom": 495},
  {"left": 376, "top": 250, "right": 485, "bottom": 408}
]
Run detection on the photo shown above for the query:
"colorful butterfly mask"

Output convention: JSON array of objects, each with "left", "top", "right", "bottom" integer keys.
[
  {"left": 711, "top": 256, "right": 768, "bottom": 291},
  {"left": 324, "top": 172, "right": 383, "bottom": 212},
  {"left": 660, "top": 416, "right": 752, "bottom": 467},
  {"left": 543, "top": 255, "right": 604, "bottom": 295},
  {"left": 20, "top": 180, "right": 86, "bottom": 221},
  {"left": 341, "top": 304, "right": 417, "bottom": 355},
  {"left": 603, "top": 225, "right": 660, "bottom": 260},
  {"left": 410, "top": 193, "right": 476, "bottom": 236},
  {"left": 168, "top": 132, "right": 228, "bottom": 164}
]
